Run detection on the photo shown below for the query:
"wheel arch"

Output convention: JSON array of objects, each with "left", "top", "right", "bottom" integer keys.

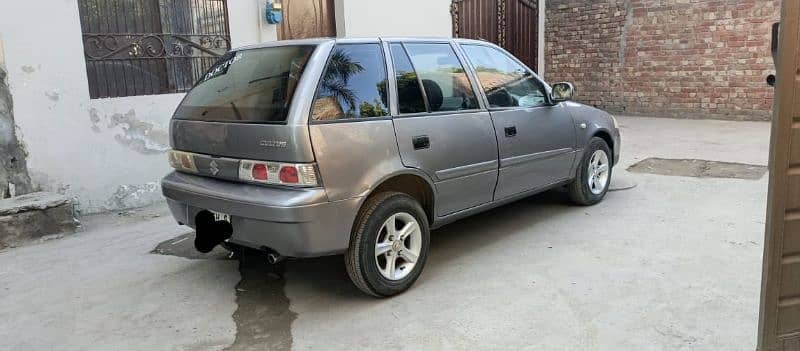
[
  {"left": 591, "top": 129, "right": 615, "bottom": 165},
  {"left": 361, "top": 171, "right": 436, "bottom": 225}
]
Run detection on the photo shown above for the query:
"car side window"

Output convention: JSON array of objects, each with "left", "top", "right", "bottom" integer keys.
[
  {"left": 389, "top": 44, "right": 427, "bottom": 114},
  {"left": 311, "top": 44, "right": 389, "bottom": 121},
  {"left": 461, "top": 44, "right": 547, "bottom": 108},
  {"left": 402, "top": 43, "right": 479, "bottom": 112}
]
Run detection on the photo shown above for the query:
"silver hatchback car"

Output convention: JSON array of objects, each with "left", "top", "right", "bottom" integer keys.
[{"left": 162, "top": 37, "right": 620, "bottom": 297}]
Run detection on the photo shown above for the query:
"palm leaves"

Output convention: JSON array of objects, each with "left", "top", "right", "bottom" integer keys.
[{"left": 320, "top": 49, "right": 364, "bottom": 113}]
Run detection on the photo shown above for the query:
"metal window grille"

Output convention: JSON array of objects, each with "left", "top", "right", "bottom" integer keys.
[{"left": 78, "top": 0, "right": 231, "bottom": 99}]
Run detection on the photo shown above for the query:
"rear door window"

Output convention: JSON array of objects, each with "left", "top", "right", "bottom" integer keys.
[
  {"left": 174, "top": 45, "right": 316, "bottom": 123},
  {"left": 461, "top": 44, "right": 548, "bottom": 108},
  {"left": 389, "top": 44, "right": 427, "bottom": 114},
  {"left": 402, "top": 43, "right": 479, "bottom": 112},
  {"left": 311, "top": 44, "right": 389, "bottom": 121}
]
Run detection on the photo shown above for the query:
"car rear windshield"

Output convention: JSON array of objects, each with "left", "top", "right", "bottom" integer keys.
[{"left": 173, "top": 45, "right": 316, "bottom": 123}]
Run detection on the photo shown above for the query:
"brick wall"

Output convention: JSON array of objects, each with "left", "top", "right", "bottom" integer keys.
[{"left": 545, "top": 0, "right": 780, "bottom": 121}]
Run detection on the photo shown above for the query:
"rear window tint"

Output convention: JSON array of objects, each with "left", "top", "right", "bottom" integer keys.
[
  {"left": 311, "top": 44, "right": 389, "bottom": 121},
  {"left": 403, "top": 43, "right": 479, "bottom": 112},
  {"left": 173, "top": 45, "right": 315, "bottom": 123},
  {"left": 390, "top": 43, "right": 427, "bottom": 114}
]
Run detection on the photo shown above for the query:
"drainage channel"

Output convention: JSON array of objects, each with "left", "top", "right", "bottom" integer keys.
[{"left": 627, "top": 158, "right": 767, "bottom": 180}]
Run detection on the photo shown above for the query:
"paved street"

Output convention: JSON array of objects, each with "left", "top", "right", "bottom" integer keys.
[{"left": 0, "top": 116, "right": 770, "bottom": 350}]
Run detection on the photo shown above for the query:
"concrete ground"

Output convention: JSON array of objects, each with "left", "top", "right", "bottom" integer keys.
[{"left": 0, "top": 116, "right": 770, "bottom": 350}]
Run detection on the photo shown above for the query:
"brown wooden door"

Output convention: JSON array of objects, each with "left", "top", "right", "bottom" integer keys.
[
  {"left": 758, "top": 1, "right": 800, "bottom": 349},
  {"left": 277, "top": 0, "right": 336, "bottom": 40},
  {"left": 451, "top": 0, "right": 538, "bottom": 71}
]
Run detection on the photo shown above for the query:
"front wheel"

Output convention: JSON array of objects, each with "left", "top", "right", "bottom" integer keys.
[
  {"left": 345, "top": 192, "right": 430, "bottom": 297},
  {"left": 568, "top": 137, "right": 612, "bottom": 205}
]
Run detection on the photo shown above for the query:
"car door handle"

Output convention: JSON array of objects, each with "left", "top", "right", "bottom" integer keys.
[
  {"left": 412, "top": 135, "right": 430, "bottom": 150},
  {"left": 504, "top": 126, "right": 517, "bottom": 137}
]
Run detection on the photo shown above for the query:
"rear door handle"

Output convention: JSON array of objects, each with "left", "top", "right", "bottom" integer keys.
[
  {"left": 412, "top": 135, "right": 430, "bottom": 150},
  {"left": 505, "top": 126, "right": 517, "bottom": 137}
]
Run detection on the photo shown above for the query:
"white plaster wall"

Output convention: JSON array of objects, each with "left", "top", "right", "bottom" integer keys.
[
  {"left": 0, "top": 0, "right": 449, "bottom": 213},
  {"left": 336, "top": 0, "right": 452, "bottom": 38},
  {"left": 0, "top": 35, "right": 5, "bottom": 68},
  {"left": 229, "top": 0, "right": 279, "bottom": 47},
  {"left": 0, "top": 1, "right": 273, "bottom": 213}
]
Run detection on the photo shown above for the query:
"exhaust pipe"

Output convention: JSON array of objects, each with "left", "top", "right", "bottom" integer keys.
[
  {"left": 266, "top": 252, "right": 285, "bottom": 264},
  {"left": 194, "top": 211, "right": 233, "bottom": 253}
]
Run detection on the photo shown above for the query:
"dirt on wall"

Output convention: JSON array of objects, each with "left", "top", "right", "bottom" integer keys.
[
  {"left": 0, "top": 60, "right": 33, "bottom": 197},
  {"left": 545, "top": 0, "right": 780, "bottom": 121}
]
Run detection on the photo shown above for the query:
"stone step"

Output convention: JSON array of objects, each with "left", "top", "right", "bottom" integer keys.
[{"left": 0, "top": 192, "right": 78, "bottom": 249}]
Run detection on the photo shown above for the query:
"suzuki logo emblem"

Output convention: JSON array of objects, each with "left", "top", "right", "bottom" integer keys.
[{"left": 209, "top": 160, "right": 220, "bottom": 176}]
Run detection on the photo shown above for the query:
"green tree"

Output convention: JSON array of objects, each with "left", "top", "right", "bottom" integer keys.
[{"left": 359, "top": 99, "right": 388, "bottom": 117}]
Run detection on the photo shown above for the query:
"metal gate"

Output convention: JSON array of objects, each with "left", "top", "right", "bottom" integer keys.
[
  {"left": 78, "top": 0, "right": 231, "bottom": 98},
  {"left": 451, "top": 0, "right": 538, "bottom": 71}
]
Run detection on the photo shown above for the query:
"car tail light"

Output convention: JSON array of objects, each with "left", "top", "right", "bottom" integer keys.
[
  {"left": 167, "top": 150, "right": 198, "bottom": 173},
  {"left": 279, "top": 166, "right": 299, "bottom": 183},
  {"left": 239, "top": 160, "right": 319, "bottom": 187},
  {"left": 252, "top": 164, "right": 268, "bottom": 181}
]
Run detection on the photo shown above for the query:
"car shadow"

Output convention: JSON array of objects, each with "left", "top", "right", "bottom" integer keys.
[
  {"left": 152, "top": 189, "right": 578, "bottom": 298},
  {"left": 150, "top": 189, "right": 581, "bottom": 348},
  {"left": 280, "top": 189, "right": 577, "bottom": 299}
]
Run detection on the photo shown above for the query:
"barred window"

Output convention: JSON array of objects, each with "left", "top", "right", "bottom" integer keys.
[{"left": 78, "top": 0, "right": 231, "bottom": 99}]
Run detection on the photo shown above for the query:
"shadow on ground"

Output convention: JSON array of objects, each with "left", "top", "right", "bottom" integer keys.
[{"left": 150, "top": 188, "right": 584, "bottom": 349}]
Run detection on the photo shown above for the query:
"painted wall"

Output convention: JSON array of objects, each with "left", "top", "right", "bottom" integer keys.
[
  {"left": 229, "top": 0, "right": 279, "bottom": 47},
  {"left": 0, "top": 35, "right": 34, "bottom": 198},
  {"left": 335, "top": 0, "right": 452, "bottom": 38},
  {"left": 0, "top": 0, "right": 274, "bottom": 213}
]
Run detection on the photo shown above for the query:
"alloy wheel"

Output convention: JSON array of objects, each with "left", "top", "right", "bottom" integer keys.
[
  {"left": 587, "top": 150, "right": 610, "bottom": 195},
  {"left": 374, "top": 212, "right": 422, "bottom": 280}
]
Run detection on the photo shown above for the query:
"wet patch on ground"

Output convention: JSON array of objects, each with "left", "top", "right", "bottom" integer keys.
[
  {"left": 225, "top": 253, "right": 296, "bottom": 351},
  {"left": 151, "top": 235, "right": 296, "bottom": 350},
  {"left": 627, "top": 158, "right": 767, "bottom": 180},
  {"left": 150, "top": 233, "right": 233, "bottom": 260}
]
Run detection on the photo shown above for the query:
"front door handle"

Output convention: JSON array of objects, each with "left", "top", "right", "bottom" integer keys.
[
  {"left": 505, "top": 126, "right": 517, "bottom": 137},
  {"left": 412, "top": 135, "right": 430, "bottom": 150}
]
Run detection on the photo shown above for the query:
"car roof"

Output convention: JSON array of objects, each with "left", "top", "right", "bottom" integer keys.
[{"left": 234, "top": 37, "right": 498, "bottom": 51}]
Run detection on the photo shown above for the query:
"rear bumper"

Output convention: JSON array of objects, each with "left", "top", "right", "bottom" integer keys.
[{"left": 161, "top": 172, "right": 361, "bottom": 257}]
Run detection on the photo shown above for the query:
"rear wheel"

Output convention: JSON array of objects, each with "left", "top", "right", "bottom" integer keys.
[
  {"left": 568, "top": 137, "right": 612, "bottom": 205},
  {"left": 345, "top": 192, "right": 430, "bottom": 297}
]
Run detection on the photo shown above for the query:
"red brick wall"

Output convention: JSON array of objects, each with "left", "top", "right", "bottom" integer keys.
[{"left": 545, "top": 0, "right": 780, "bottom": 120}]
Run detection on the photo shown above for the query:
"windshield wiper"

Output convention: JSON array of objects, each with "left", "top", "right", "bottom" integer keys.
[{"left": 249, "top": 72, "right": 288, "bottom": 84}]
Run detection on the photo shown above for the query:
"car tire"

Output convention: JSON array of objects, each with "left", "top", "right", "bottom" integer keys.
[
  {"left": 345, "top": 191, "right": 430, "bottom": 297},
  {"left": 568, "top": 137, "right": 613, "bottom": 206}
]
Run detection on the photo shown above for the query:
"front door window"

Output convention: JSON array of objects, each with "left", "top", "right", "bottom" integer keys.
[{"left": 461, "top": 45, "right": 547, "bottom": 108}]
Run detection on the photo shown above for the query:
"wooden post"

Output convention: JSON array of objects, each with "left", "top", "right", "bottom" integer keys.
[{"left": 758, "top": 1, "right": 800, "bottom": 350}]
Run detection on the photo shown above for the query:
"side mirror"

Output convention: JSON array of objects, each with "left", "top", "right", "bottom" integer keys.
[{"left": 551, "top": 82, "right": 575, "bottom": 102}]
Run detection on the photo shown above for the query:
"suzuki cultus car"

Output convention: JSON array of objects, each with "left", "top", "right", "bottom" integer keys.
[{"left": 162, "top": 37, "right": 621, "bottom": 297}]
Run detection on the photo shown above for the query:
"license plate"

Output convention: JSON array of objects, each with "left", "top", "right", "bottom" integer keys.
[{"left": 210, "top": 210, "right": 231, "bottom": 223}]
